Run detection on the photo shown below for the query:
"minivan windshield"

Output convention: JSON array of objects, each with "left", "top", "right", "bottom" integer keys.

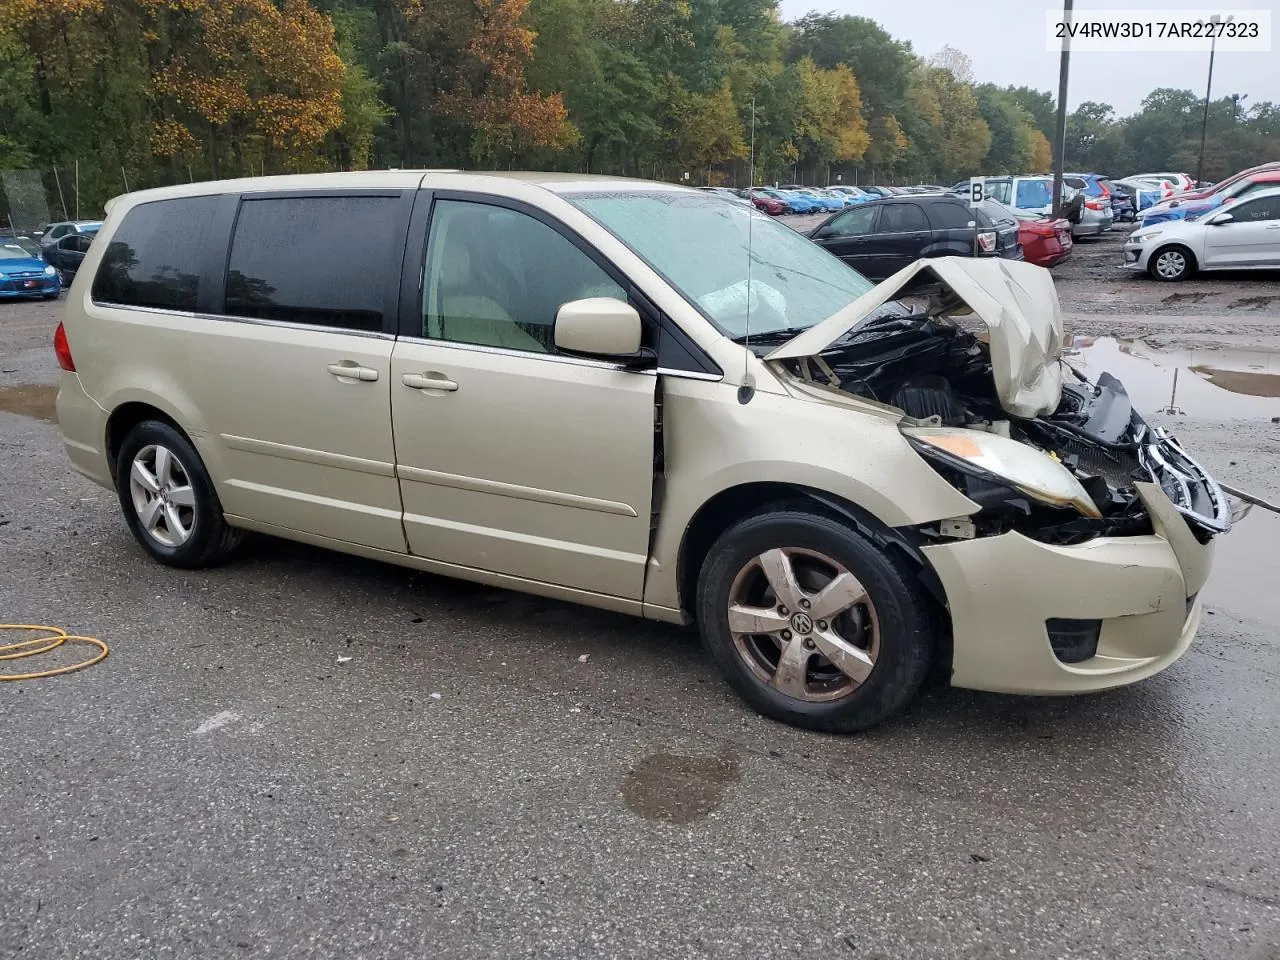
[{"left": 567, "top": 191, "right": 873, "bottom": 340}]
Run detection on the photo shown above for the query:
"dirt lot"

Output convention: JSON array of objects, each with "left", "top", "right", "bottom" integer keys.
[{"left": 3, "top": 266, "right": 1280, "bottom": 958}]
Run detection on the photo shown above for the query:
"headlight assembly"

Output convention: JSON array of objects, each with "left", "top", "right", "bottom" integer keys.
[
  {"left": 44, "top": 265, "right": 57, "bottom": 276},
  {"left": 904, "top": 426, "right": 1102, "bottom": 519}
]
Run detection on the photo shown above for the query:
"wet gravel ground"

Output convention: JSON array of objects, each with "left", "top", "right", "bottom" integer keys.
[{"left": 3, "top": 291, "right": 1280, "bottom": 959}]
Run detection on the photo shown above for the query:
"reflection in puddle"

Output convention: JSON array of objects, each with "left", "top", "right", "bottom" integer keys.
[
  {"left": 1064, "top": 337, "right": 1280, "bottom": 418},
  {"left": 0, "top": 384, "right": 57, "bottom": 422}
]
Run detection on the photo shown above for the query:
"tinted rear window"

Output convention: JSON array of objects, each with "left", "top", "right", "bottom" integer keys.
[
  {"left": 92, "top": 196, "right": 218, "bottom": 311},
  {"left": 224, "top": 195, "right": 400, "bottom": 332},
  {"left": 927, "top": 202, "right": 977, "bottom": 230}
]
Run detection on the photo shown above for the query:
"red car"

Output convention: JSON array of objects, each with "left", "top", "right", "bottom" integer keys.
[
  {"left": 1015, "top": 213, "right": 1074, "bottom": 267},
  {"left": 743, "top": 189, "right": 788, "bottom": 216}
]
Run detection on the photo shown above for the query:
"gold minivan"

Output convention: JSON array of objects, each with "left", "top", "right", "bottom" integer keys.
[{"left": 55, "top": 172, "right": 1238, "bottom": 731}]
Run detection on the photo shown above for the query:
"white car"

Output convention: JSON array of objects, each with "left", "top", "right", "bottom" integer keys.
[
  {"left": 1129, "top": 171, "right": 1195, "bottom": 194},
  {"left": 1123, "top": 185, "right": 1280, "bottom": 280}
]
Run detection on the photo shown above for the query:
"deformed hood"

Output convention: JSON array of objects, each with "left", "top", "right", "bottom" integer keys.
[{"left": 765, "top": 256, "right": 1065, "bottom": 418}]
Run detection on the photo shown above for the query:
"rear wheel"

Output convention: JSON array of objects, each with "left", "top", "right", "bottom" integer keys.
[
  {"left": 696, "top": 506, "right": 936, "bottom": 732},
  {"left": 114, "top": 420, "right": 243, "bottom": 568},
  {"left": 1149, "top": 245, "right": 1195, "bottom": 281}
]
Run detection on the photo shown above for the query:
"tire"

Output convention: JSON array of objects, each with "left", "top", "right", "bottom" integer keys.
[
  {"left": 114, "top": 420, "right": 243, "bottom": 568},
  {"left": 695, "top": 505, "right": 936, "bottom": 733},
  {"left": 1148, "top": 244, "right": 1195, "bottom": 282},
  {"left": 42, "top": 292, "right": 59, "bottom": 300}
]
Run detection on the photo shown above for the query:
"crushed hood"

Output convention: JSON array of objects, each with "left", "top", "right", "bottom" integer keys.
[{"left": 765, "top": 256, "right": 1065, "bottom": 418}]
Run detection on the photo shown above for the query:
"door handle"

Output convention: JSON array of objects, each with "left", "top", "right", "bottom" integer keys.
[
  {"left": 327, "top": 361, "right": 379, "bottom": 382},
  {"left": 1264, "top": 223, "right": 1280, "bottom": 229},
  {"left": 402, "top": 372, "right": 459, "bottom": 392}
]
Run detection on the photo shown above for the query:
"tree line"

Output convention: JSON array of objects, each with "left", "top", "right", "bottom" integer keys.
[{"left": 0, "top": 0, "right": 1275, "bottom": 222}]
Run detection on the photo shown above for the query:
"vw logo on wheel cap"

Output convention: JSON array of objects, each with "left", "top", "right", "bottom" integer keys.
[{"left": 790, "top": 612, "right": 814, "bottom": 635}]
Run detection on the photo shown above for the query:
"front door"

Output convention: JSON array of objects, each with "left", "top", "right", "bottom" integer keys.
[
  {"left": 869, "top": 201, "right": 931, "bottom": 278},
  {"left": 390, "top": 194, "right": 657, "bottom": 600},
  {"left": 1203, "top": 196, "right": 1280, "bottom": 268},
  {"left": 811, "top": 204, "right": 880, "bottom": 277}
]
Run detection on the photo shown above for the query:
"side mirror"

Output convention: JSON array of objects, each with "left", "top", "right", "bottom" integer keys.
[
  {"left": 554, "top": 297, "right": 650, "bottom": 364},
  {"left": 1208, "top": 212, "right": 1234, "bottom": 225}
]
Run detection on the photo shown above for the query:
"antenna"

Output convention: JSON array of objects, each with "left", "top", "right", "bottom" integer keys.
[{"left": 738, "top": 97, "right": 757, "bottom": 405}]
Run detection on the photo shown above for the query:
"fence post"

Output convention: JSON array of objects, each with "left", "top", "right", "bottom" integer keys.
[
  {"left": 121, "top": 166, "right": 130, "bottom": 193},
  {"left": 52, "top": 166, "right": 68, "bottom": 220}
]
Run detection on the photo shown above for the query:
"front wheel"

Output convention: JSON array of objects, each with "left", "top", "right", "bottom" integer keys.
[
  {"left": 1149, "top": 245, "right": 1195, "bottom": 281},
  {"left": 695, "top": 506, "right": 936, "bottom": 733}
]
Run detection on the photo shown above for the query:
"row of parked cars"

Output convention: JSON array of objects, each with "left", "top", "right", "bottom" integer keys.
[
  {"left": 1121, "top": 161, "right": 1280, "bottom": 281},
  {"left": 0, "top": 219, "right": 101, "bottom": 300}
]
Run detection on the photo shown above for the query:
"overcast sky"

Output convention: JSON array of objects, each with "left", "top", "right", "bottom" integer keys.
[{"left": 776, "top": 0, "right": 1279, "bottom": 116}]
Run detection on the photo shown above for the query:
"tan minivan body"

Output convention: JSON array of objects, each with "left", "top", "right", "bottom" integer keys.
[{"left": 56, "top": 172, "right": 1233, "bottom": 731}]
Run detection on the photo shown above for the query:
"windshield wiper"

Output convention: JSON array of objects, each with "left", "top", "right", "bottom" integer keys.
[{"left": 730, "top": 326, "right": 811, "bottom": 345}]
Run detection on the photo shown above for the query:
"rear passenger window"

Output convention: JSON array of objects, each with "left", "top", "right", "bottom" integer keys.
[
  {"left": 92, "top": 196, "right": 217, "bottom": 311},
  {"left": 224, "top": 195, "right": 400, "bottom": 332},
  {"left": 927, "top": 202, "right": 976, "bottom": 229},
  {"left": 878, "top": 203, "right": 929, "bottom": 232}
]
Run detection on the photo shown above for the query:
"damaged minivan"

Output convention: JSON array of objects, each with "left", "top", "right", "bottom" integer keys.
[{"left": 56, "top": 174, "right": 1243, "bottom": 731}]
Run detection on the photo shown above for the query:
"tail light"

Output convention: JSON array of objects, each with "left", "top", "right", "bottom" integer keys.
[
  {"left": 1085, "top": 199, "right": 1104, "bottom": 210},
  {"left": 976, "top": 230, "right": 997, "bottom": 253},
  {"left": 54, "top": 321, "right": 75, "bottom": 371}
]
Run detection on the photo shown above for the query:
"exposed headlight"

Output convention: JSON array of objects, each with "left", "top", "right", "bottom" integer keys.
[
  {"left": 1130, "top": 231, "right": 1161, "bottom": 243},
  {"left": 904, "top": 427, "right": 1102, "bottom": 519},
  {"left": 44, "top": 265, "right": 56, "bottom": 276}
]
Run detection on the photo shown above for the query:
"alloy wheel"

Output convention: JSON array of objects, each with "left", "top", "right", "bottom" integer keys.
[
  {"left": 727, "top": 547, "right": 880, "bottom": 703},
  {"left": 128, "top": 444, "right": 197, "bottom": 547}
]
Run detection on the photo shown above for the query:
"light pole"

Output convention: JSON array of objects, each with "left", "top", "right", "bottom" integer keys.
[
  {"left": 1196, "top": 14, "right": 1233, "bottom": 185},
  {"left": 1051, "top": 0, "right": 1073, "bottom": 219}
]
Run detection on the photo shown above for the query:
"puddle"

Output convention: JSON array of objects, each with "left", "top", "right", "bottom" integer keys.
[
  {"left": 0, "top": 384, "right": 57, "bottom": 422},
  {"left": 1064, "top": 337, "right": 1280, "bottom": 419},
  {"left": 621, "top": 753, "right": 739, "bottom": 824}
]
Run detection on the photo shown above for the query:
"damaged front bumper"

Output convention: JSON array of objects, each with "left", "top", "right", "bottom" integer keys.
[{"left": 924, "top": 481, "right": 1214, "bottom": 694}]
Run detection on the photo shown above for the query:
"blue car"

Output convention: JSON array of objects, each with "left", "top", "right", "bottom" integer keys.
[
  {"left": 0, "top": 243, "right": 60, "bottom": 300},
  {"left": 1139, "top": 194, "right": 1224, "bottom": 226},
  {"left": 769, "top": 189, "right": 819, "bottom": 214},
  {"left": 793, "top": 189, "right": 843, "bottom": 213}
]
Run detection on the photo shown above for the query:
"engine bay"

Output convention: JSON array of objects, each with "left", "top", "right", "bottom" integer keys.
[{"left": 777, "top": 306, "right": 1231, "bottom": 545}]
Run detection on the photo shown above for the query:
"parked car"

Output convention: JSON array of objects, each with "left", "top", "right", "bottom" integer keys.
[
  {"left": 741, "top": 188, "right": 788, "bottom": 216},
  {"left": 1138, "top": 169, "right": 1280, "bottom": 226},
  {"left": 1148, "top": 161, "right": 1280, "bottom": 210},
  {"left": 812, "top": 187, "right": 860, "bottom": 208},
  {"left": 807, "top": 194, "right": 1021, "bottom": 280},
  {"left": 0, "top": 242, "right": 60, "bottom": 299},
  {"left": 1124, "top": 185, "right": 1280, "bottom": 280},
  {"left": 39, "top": 220, "right": 102, "bottom": 247},
  {"left": 826, "top": 186, "right": 874, "bottom": 205},
  {"left": 1129, "top": 171, "right": 1195, "bottom": 194},
  {"left": 43, "top": 232, "right": 95, "bottom": 283},
  {"left": 1065, "top": 173, "right": 1130, "bottom": 222},
  {"left": 55, "top": 172, "right": 1235, "bottom": 733},
  {"left": 859, "top": 185, "right": 899, "bottom": 198},
  {"left": 790, "top": 188, "right": 843, "bottom": 212},
  {"left": 979, "top": 176, "right": 1110, "bottom": 238},
  {"left": 988, "top": 201, "right": 1074, "bottom": 267},
  {"left": 770, "top": 188, "right": 821, "bottom": 214},
  {"left": 698, "top": 186, "right": 753, "bottom": 208},
  {"left": 1111, "top": 178, "right": 1166, "bottom": 218}
]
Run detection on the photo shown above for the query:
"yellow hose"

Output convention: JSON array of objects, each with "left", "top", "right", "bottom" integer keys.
[{"left": 0, "top": 624, "right": 108, "bottom": 680}]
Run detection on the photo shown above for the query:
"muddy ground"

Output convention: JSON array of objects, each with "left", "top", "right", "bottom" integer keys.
[{"left": 3, "top": 263, "right": 1280, "bottom": 958}]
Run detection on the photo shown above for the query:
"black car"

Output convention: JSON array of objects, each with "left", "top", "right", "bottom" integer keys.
[
  {"left": 42, "top": 232, "right": 94, "bottom": 283},
  {"left": 806, "top": 195, "right": 1022, "bottom": 281}
]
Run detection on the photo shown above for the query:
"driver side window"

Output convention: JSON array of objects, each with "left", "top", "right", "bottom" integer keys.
[
  {"left": 422, "top": 199, "right": 626, "bottom": 354},
  {"left": 825, "top": 205, "right": 877, "bottom": 238},
  {"left": 1228, "top": 197, "right": 1279, "bottom": 223}
]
